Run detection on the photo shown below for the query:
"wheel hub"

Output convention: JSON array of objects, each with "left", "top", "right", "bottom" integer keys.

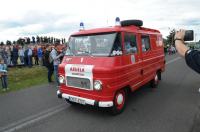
[
  {"left": 155, "top": 75, "right": 158, "bottom": 81},
  {"left": 117, "top": 93, "right": 124, "bottom": 105}
]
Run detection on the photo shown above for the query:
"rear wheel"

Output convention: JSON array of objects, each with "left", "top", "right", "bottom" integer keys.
[
  {"left": 157, "top": 70, "right": 162, "bottom": 81},
  {"left": 111, "top": 89, "right": 127, "bottom": 115},
  {"left": 150, "top": 72, "right": 161, "bottom": 88}
]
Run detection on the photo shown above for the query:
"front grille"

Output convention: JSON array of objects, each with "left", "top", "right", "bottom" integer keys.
[{"left": 67, "top": 76, "right": 91, "bottom": 90}]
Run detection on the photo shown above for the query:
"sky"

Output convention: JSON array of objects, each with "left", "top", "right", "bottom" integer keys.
[{"left": 0, "top": 0, "right": 200, "bottom": 42}]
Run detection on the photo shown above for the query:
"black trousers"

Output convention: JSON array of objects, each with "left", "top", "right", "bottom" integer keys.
[{"left": 47, "top": 66, "right": 54, "bottom": 82}]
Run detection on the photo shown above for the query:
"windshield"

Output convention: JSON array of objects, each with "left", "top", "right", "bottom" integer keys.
[{"left": 66, "top": 32, "right": 121, "bottom": 56}]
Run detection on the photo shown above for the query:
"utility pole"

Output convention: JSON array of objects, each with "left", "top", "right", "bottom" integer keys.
[{"left": 195, "top": 33, "right": 197, "bottom": 44}]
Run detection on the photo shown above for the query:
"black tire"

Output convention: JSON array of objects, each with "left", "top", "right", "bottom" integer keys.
[
  {"left": 121, "top": 20, "right": 143, "bottom": 27},
  {"left": 158, "top": 71, "right": 162, "bottom": 81},
  {"left": 111, "top": 89, "right": 127, "bottom": 115},
  {"left": 150, "top": 72, "right": 160, "bottom": 88}
]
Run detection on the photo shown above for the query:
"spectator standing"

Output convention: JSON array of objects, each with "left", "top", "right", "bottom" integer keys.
[
  {"left": 27, "top": 46, "right": 33, "bottom": 67},
  {"left": 42, "top": 46, "right": 46, "bottom": 66},
  {"left": 0, "top": 59, "right": 8, "bottom": 91},
  {"left": 24, "top": 47, "right": 28, "bottom": 66},
  {"left": 44, "top": 45, "right": 54, "bottom": 83},
  {"left": 12, "top": 45, "right": 18, "bottom": 66},
  {"left": 2, "top": 46, "right": 8, "bottom": 65},
  {"left": 0, "top": 46, "right": 3, "bottom": 61},
  {"left": 18, "top": 46, "right": 25, "bottom": 65},
  {"left": 6, "top": 46, "right": 12, "bottom": 66},
  {"left": 33, "top": 46, "right": 39, "bottom": 65},
  {"left": 50, "top": 44, "right": 63, "bottom": 86},
  {"left": 37, "top": 45, "right": 43, "bottom": 66},
  {"left": 10, "top": 46, "right": 14, "bottom": 66}
]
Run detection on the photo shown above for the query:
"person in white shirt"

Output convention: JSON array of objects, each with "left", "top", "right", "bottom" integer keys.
[
  {"left": 18, "top": 46, "right": 25, "bottom": 65},
  {"left": 27, "top": 46, "right": 33, "bottom": 67},
  {"left": 50, "top": 44, "right": 63, "bottom": 86}
]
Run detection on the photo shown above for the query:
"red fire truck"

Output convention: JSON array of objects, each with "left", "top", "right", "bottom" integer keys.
[{"left": 57, "top": 18, "right": 165, "bottom": 115}]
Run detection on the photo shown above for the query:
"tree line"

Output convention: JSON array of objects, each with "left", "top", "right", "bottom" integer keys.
[
  {"left": 163, "top": 29, "right": 175, "bottom": 47},
  {"left": 0, "top": 36, "right": 67, "bottom": 46}
]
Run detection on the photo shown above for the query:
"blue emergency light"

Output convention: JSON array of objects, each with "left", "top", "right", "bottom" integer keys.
[
  {"left": 80, "top": 22, "right": 84, "bottom": 30},
  {"left": 115, "top": 17, "right": 121, "bottom": 26}
]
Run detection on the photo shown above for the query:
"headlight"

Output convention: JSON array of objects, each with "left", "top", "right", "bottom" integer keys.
[
  {"left": 59, "top": 75, "right": 65, "bottom": 84},
  {"left": 93, "top": 80, "right": 102, "bottom": 90}
]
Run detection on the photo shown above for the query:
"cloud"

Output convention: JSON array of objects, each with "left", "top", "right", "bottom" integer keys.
[
  {"left": 0, "top": 21, "right": 23, "bottom": 29},
  {"left": 0, "top": 0, "right": 200, "bottom": 42}
]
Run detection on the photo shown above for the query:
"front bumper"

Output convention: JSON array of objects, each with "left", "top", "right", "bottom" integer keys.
[{"left": 57, "top": 90, "right": 113, "bottom": 107}]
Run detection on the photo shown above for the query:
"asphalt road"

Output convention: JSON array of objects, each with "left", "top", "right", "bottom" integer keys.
[{"left": 0, "top": 54, "right": 200, "bottom": 132}]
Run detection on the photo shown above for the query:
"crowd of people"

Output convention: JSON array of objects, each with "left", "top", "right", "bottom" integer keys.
[
  {"left": 0, "top": 43, "right": 65, "bottom": 67},
  {"left": 164, "top": 45, "right": 177, "bottom": 55},
  {"left": 0, "top": 42, "right": 67, "bottom": 91}
]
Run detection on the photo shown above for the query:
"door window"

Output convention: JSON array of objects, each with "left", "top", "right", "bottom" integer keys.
[
  {"left": 141, "top": 35, "right": 151, "bottom": 52},
  {"left": 124, "top": 33, "right": 138, "bottom": 54}
]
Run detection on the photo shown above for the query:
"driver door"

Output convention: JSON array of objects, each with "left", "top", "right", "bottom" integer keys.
[{"left": 122, "top": 32, "right": 142, "bottom": 91}]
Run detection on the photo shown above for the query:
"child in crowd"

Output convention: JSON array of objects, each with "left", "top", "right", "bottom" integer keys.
[{"left": 0, "top": 59, "right": 8, "bottom": 91}]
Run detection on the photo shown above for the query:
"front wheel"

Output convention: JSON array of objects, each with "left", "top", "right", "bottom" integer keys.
[{"left": 111, "top": 89, "right": 127, "bottom": 115}]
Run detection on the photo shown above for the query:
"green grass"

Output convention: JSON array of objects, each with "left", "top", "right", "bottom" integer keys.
[{"left": 0, "top": 66, "right": 49, "bottom": 94}]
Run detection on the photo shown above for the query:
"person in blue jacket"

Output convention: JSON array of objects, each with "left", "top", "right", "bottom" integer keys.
[{"left": 37, "top": 45, "right": 43, "bottom": 66}]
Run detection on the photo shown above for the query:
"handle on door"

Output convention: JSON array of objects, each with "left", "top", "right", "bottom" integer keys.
[{"left": 140, "top": 69, "right": 144, "bottom": 75}]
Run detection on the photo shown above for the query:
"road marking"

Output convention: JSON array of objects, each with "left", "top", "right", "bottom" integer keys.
[
  {"left": 0, "top": 104, "right": 66, "bottom": 132},
  {"left": 166, "top": 57, "right": 181, "bottom": 65}
]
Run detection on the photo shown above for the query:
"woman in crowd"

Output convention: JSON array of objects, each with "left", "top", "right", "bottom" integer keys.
[
  {"left": 0, "top": 59, "right": 8, "bottom": 91},
  {"left": 18, "top": 46, "right": 25, "bottom": 65}
]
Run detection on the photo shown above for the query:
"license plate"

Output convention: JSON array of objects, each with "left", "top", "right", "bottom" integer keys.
[{"left": 69, "top": 97, "right": 86, "bottom": 105}]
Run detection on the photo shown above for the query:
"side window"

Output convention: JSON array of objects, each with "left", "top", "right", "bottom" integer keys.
[
  {"left": 124, "top": 33, "right": 138, "bottom": 54},
  {"left": 141, "top": 35, "right": 151, "bottom": 52}
]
